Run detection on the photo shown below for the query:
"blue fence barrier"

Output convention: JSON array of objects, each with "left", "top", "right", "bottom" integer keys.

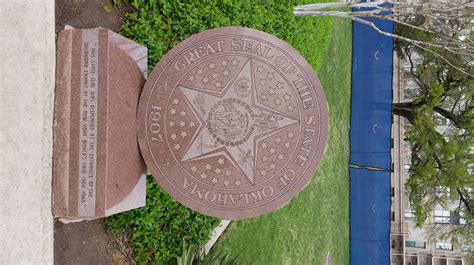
[{"left": 349, "top": 11, "right": 394, "bottom": 265}]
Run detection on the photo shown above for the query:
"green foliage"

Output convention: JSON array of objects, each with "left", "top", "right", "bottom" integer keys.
[
  {"left": 200, "top": 250, "right": 241, "bottom": 265},
  {"left": 176, "top": 241, "right": 197, "bottom": 265},
  {"left": 177, "top": 242, "right": 241, "bottom": 265},
  {"left": 107, "top": 177, "right": 220, "bottom": 264},
  {"left": 117, "top": 0, "right": 333, "bottom": 71}
]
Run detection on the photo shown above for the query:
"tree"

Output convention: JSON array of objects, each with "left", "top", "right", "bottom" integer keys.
[
  {"left": 295, "top": 0, "right": 474, "bottom": 247},
  {"left": 396, "top": 28, "right": 473, "bottom": 249}
]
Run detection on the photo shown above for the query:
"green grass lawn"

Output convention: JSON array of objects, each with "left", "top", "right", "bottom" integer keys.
[{"left": 212, "top": 17, "right": 352, "bottom": 265}]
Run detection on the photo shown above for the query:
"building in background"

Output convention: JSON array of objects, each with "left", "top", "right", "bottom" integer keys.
[{"left": 390, "top": 50, "right": 472, "bottom": 265}]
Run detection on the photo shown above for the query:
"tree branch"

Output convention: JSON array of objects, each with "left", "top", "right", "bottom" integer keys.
[
  {"left": 457, "top": 188, "right": 473, "bottom": 215},
  {"left": 434, "top": 106, "right": 463, "bottom": 128},
  {"left": 294, "top": 2, "right": 474, "bottom": 77},
  {"left": 403, "top": 46, "right": 429, "bottom": 92}
]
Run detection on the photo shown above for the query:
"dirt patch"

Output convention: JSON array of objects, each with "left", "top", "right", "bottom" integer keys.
[
  {"left": 54, "top": 219, "right": 133, "bottom": 264},
  {"left": 55, "top": 0, "right": 124, "bottom": 33},
  {"left": 54, "top": 1, "right": 134, "bottom": 264}
]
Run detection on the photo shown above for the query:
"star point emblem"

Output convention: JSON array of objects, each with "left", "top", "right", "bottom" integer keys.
[{"left": 176, "top": 59, "right": 298, "bottom": 185}]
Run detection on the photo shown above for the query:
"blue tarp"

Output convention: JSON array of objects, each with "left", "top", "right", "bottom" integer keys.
[
  {"left": 350, "top": 169, "right": 391, "bottom": 264},
  {"left": 349, "top": 10, "right": 393, "bottom": 265}
]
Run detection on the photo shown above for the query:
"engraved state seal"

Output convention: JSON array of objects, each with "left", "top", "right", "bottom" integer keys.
[{"left": 137, "top": 27, "right": 329, "bottom": 220}]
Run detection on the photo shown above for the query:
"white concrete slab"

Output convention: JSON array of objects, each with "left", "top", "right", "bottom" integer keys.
[
  {"left": 204, "top": 220, "right": 230, "bottom": 254},
  {"left": 0, "top": 0, "right": 55, "bottom": 264}
]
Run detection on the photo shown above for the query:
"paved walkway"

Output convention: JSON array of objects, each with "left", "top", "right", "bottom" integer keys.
[{"left": 0, "top": 0, "right": 55, "bottom": 263}]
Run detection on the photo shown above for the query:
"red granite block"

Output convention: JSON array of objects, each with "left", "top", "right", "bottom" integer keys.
[{"left": 53, "top": 28, "right": 147, "bottom": 221}]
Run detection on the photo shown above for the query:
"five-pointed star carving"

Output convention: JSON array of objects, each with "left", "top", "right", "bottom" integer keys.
[{"left": 178, "top": 59, "right": 298, "bottom": 185}]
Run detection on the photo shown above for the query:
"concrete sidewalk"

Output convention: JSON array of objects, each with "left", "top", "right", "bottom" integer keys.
[{"left": 0, "top": 0, "right": 55, "bottom": 263}]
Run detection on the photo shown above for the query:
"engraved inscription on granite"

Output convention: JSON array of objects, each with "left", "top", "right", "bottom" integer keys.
[
  {"left": 137, "top": 27, "right": 329, "bottom": 220},
  {"left": 78, "top": 30, "right": 98, "bottom": 216},
  {"left": 53, "top": 27, "right": 148, "bottom": 221}
]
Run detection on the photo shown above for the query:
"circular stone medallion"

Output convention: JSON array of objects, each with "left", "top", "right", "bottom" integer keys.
[{"left": 137, "top": 27, "right": 329, "bottom": 220}]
